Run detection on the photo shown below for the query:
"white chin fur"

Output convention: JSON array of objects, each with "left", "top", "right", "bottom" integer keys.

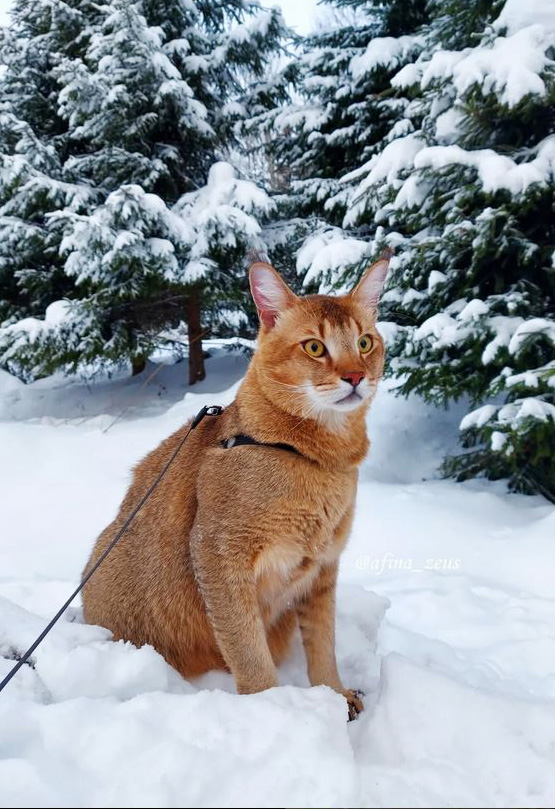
[
  {"left": 305, "top": 379, "right": 375, "bottom": 428},
  {"left": 330, "top": 394, "right": 366, "bottom": 412}
]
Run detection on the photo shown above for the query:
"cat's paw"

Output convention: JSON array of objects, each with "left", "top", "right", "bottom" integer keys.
[{"left": 345, "top": 688, "right": 364, "bottom": 721}]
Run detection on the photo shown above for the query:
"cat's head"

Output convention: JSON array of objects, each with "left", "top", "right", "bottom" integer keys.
[{"left": 249, "top": 256, "right": 390, "bottom": 424}]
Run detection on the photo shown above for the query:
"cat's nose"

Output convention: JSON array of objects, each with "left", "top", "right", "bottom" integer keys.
[{"left": 341, "top": 371, "right": 364, "bottom": 388}]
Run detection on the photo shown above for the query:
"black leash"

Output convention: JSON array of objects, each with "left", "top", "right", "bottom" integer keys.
[{"left": 0, "top": 404, "right": 223, "bottom": 695}]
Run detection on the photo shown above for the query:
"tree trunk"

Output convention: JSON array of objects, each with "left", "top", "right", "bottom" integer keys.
[
  {"left": 186, "top": 288, "right": 205, "bottom": 385},
  {"left": 131, "top": 354, "right": 146, "bottom": 376}
]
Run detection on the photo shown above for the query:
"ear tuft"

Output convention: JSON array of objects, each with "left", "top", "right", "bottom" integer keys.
[
  {"left": 350, "top": 253, "right": 391, "bottom": 310},
  {"left": 249, "top": 262, "right": 295, "bottom": 329}
]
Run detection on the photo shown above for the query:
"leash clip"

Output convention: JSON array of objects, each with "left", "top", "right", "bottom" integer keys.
[{"left": 191, "top": 404, "right": 224, "bottom": 429}]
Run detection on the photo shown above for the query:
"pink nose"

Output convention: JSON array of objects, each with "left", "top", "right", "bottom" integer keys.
[{"left": 341, "top": 371, "right": 364, "bottom": 387}]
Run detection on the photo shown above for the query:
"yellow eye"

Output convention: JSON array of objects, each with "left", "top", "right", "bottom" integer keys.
[
  {"left": 358, "top": 334, "right": 374, "bottom": 354},
  {"left": 302, "top": 339, "right": 326, "bottom": 358}
]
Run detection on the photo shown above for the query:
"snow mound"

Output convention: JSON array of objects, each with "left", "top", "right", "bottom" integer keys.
[
  {"left": 0, "top": 588, "right": 382, "bottom": 808},
  {"left": 1, "top": 350, "right": 554, "bottom": 806},
  {"left": 359, "top": 653, "right": 555, "bottom": 807}
]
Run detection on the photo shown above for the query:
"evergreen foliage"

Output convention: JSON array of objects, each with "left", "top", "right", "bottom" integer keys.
[
  {"left": 280, "top": 0, "right": 555, "bottom": 499},
  {"left": 263, "top": 0, "right": 429, "bottom": 291},
  {"left": 0, "top": 0, "right": 288, "bottom": 382},
  {"left": 1, "top": 0, "right": 553, "bottom": 497}
]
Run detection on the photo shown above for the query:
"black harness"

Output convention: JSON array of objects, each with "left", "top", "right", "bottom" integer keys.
[{"left": 222, "top": 434, "right": 301, "bottom": 457}]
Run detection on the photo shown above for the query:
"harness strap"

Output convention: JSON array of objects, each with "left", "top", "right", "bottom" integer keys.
[{"left": 222, "top": 434, "right": 301, "bottom": 457}]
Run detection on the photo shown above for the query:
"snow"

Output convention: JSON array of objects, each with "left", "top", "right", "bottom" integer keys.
[
  {"left": 427, "top": 269, "right": 447, "bottom": 291},
  {"left": 414, "top": 312, "right": 472, "bottom": 347},
  {"left": 498, "top": 397, "right": 555, "bottom": 426},
  {"left": 491, "top": 430, "right": 508, "bottom": 451},
  {"left": 460, "top": 404, "right": 498, "bottom": 430},
  {"left": 391, "top": 60, "right": 422, "bottom": 89},
  {"left": 495, "top": 0, "right": 555, "bottom": 37},
  {"left": 350, "top": 35, "right": 423, "bottom": 80},
  {"left": 0, "top": 300, "right": 77, "bottom": 367},
  {"left": 229, "top": 9, "right": 276, "bottom": 43},
  {"left": 1, "top": 346, "right": 555, "bottom": 806},
  {"left": 482, "top": 315, "right": 524, "bottom": 364},
  {"left": 173, "top": 161, "right": 272, "bottom": 283},
  {"left": 359, "top": 653, "right": 555, "bottom": 806},
  {"left": 412, "top": 135, "right": 555, "bottom": 196},
  {"left": 459, "top": 298, "right": 489, "bottom": 321},
  {"left": 462, "top": 396, "right": 555, "bottom": 436},
  {"left": 0, "top": 367, "right": 23, "bottom": 396},
  {"left": 419, "top": 50, "right": 462, "bottom": 90},
  {"left": 420, "top": 26, "right": 553, "bottom": 108},
  {"left": 343, "top": 134, "right": 426, "bottom": 226},
  {"left": 273, "top": 104, "right": 330, "bottom": 135},
  {"left": 412, "top": 307, "right": 552, "bottom": 380},
  {"left": 396, "top": 1, "right": 555, "bottom": 111},
  {"left": 507, "top": 360, "right": 555, "bottom": 391},
  {"left": 508, "top": 317, "right": 555, "bottom": 356},
  {"left": 345, "top": 134, "right": 425, "bottom": 189},
  {"left": 296, "top": 228, "right": 372, "bottom": 289},
  {"left": 55, "top": 184, "right": 196, "bottom": 288},
  {"left": 434, "top": 106, "right": 464, "bottom": 141},
  {"left": 391, "top": 172, "right": 430, "bottom": 210},
  {"left": 213, "top": 8, "right": 283, "bottom": 68},
  {"left": 344, "top": 0, "right": 555, "bottom": 230}
]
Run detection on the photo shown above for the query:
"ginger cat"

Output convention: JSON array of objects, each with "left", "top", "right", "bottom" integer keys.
[{"left": 82, "top": 256, "right": 390, "bottom": 719}]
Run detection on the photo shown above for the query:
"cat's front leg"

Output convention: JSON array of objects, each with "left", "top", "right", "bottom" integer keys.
[
  {"left": 190, "top": 523, "right": 278, "bottom": 694},
  {"left": 297, "top": 561, "right": 363, "bottom": 720}
]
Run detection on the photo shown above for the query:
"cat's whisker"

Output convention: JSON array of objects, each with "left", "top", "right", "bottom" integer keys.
[
  {"left": 290, "top": 402, "right": 319, "bottom": 432},
  {"left": 264, "top": 373, "right": 345, "bottom": 392},
  {"left": 263, "top": 374, "right": 316, "bottom": 390}
]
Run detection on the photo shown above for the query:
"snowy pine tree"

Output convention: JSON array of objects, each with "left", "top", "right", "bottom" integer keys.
[
  {"left": 343, "top": 0, "right": 555, "bottom": 498},
  {"left": 0, "top": 0, "right": 99, "bottom": 330},
  {"left": 0, "top": 0, "right": 288, "bottom": 383},
  {"left": 263, "top": 0, "right": 428, "bottom": 290},
  {"left": 269, "top": 0, "right": 554, "bottom": 497}
]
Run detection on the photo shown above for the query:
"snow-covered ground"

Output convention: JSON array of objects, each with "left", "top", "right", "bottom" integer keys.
[{"left": 1, "top": 344, "right": 554, "bottom": 808}]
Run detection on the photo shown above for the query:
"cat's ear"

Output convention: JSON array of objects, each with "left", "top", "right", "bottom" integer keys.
[
  {"left": 350, "top": 251, "right": 392, "bottom": 311},
  {"left": 249, "top": 262, "right": 296, "bottom": 329}
]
